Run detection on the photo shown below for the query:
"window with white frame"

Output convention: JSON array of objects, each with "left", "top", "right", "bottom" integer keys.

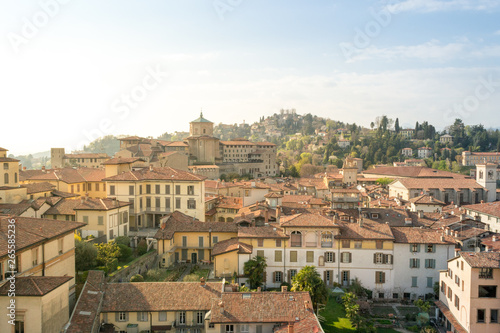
[
  {"left": 197, "top": 311, "right": 204, "bottom": 324},
  {"left": 240, "top": 324, "right": 249, "bottom": 333},
  {"left": 118, "top": 312, "right": 127, "bottom": 321},
  {"left": 179, "top": 311, "right": 186, "bottom": 324},
  {"left": 325, "top": 252, "right": 334, "bottom": 263},
  {"left": 225, "top": 324, "right": 235, "bottom": 333}
]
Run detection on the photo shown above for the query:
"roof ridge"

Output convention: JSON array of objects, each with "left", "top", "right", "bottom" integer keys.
[{"left": 30, "top": 277, "right": 44, "bottom": 296}]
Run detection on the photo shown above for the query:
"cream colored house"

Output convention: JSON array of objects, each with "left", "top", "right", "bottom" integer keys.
[
  {"left": 0, "top": 276, "right": 72, "bottom": 333},
  {"left": 0, "top": 216, "right": 85, "bottom": 304},
  {"left": 437, "top": 252, "right": 500, "bottom": 333},
  {"left": 104, "top": 163, "right": 206, "bottom": 229},
  {"left": 51, "top": 148, "right": 109, "bottom": 168}
]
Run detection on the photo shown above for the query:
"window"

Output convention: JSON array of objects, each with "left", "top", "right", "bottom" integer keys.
[
  {"left": 165, "top": 198, "right": 170, "bottom": 210},
  {"left": 411, "top": 276, "right": 418, "bottom": 288},
  {"left": 426, "top": 244, "right": 435, "bottom": 253},
  {"left": 479, "top": 268, "right": 493, "bottom": 279},
  {"left": 321, "top": 232, "right": 333, "bottom": 247},
  {"left": 109, "top": 185, "right": 115, "bottom": 195},
  {"left": 209, "top": 323, "right": 215, "bottom": 328},
  {"left": 95, "top": 183, "right": 99, "bottom": 191},
  {"left": 146, "top": 197, "right": 151, "bottom": 208},
  {"left": 165, "top": 185, "right": 170, "bottom": 194},
  {"left": 478, "top": 285, "right": 496, "bottom": 298},
  {"left": 275, "top": 250, "right": 282, "bottom": 262},
  {"left": 240, "top": 324, "right": 249, "bottom": 333},
  {"left": 325, "top": 252, "right": 335, "bottom": 263},
  {"left": 98, "top": 216, "right": 104, "bottom": 225},
  {"left": 199, "top": 236, "right": 204, "bottom": 248},
  {"left": 375, "top": 271, "right": 385, "bottom": 283},
  {"left": 448, "top": 287, "right": 452, "bottom": 300},
  {"left": 83, "top": 216, "right": 89, "bottom": 224},
  {"left": 31, "top": 248, "right": 38, "bottom": 266},
  {"left": 187, "top": 186, "right": 194, "bottom": 195},
  {"left": 410, "top": 244, "right": 420, "bottom": 252},
  {"left": 188, "top": 199, "right": 196, "bottom": 209},
  {"left": 256, "top": 250, "right": 264, "bottom": 258},
  {"left": 3, "top": 163, "right": 8, "bottom": 170},
  {"left": 342, "top": 240, "right": 350, "bottom": 248},
  {"left": 175, "top": 185, "right": 181, "bottom": 194},
  {"left": 376, "top": 240, "right": 383, "bottom": 249},
  {"left": 374, "top": 253, "right": 392, "bottom": 264},
  {"left": 129, "top": 185, "right": 134, "bottom": 195},
  {"left": 118, "top": 312, "right": 127, "bottom": 321},
  {"left": 178, "top": 311, "right": 186, "bottom": 324},
  {"left": 3, "top": 173, "right": 8, "bottom": 184},
  {"left": 225, "top": 325, "right": 234, "bottom": 333},
  {"left": 354, "top": 241, "right": 362, "bottom": 249},
  {"left": 155, "top": 197, "right": 160, "bottom": 208},
  {"left": 291, "top": 231, "right": 302, "bottom": 247},
  {"left": 176, "top": 198, "right": 181, "bottom": 209},
  {"left": 213, "top": 236, "right": 218, "bottom": 244},
  {"left": 138, "top": 312, "right": 148, "bottom": 322},
  {"left": 274, "top": 271, "right": 282, "bottom": 283},
  {"left": 158, "top": 311, "right": 167, "bottom": 321},
  {"left": 290, "top": 251, "right": 297, "bottom": 262},
  {"left": 491, "top": 309, "right": 498, "bottom": 323},
  {"left": 196, "top": 311, "right": 204, "bottom": 324},
  {"left": 146, "top": 184, "right": 151, "bottom": 194},
  {"left": 425, "top": 259, "right": 435, "bottom": 269},
  {"left": 306, "top": 251, "right": 314, "bottom": 263},
  {"left": 289, "top": 269, "right": 297, "bottom": 282},
  {"left": 454, "top": 295, "right": 460, "bottom": 309},
  {"left": 155, "top": 184, "right": 160, "bottom": 194},
  {"left": 182, "top": 236, "right": 187, "bottom": 247},
  {"left": 455, "top": 275, "right": 460, "bottom": 286},
  {"left": 14, "top": 321, "right": 24, "bottom": 333},
  {"left": 478, "top": 309, "right": 485, "bottom": 323},
  {"left": 341, "top": 252, "right": 352, "bottom": 263},
  {"left": 276, "top": 239, "right": 282, "bottom": 247},
  {"left": 393, "top": 293, "right": 399, "bottom": 299},
  {"left": 427, "top": 277, "right": 433, "bottom": 288},
  {"left": 410, "top": 258, "right": 420, "bottom": 268},
  {"left": 257, "top": 239, "right": 264, "bottom": 247}
]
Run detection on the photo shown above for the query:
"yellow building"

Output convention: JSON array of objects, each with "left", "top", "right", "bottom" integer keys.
[
  {"left": 0, "top": 276, "right": 73, "bottom": 333},
  {"left": 154, "top": 211, "right": 237, "bottom": 267},
  {"left": 104, "top": 162, "right": 206, "bottom": 229},
  {"left": 51, "top": 148, "right": 110, "bottom": 168},
  {"left": 0, "top": 147, "right": 27, "bottom": 204},
  {"left": 0, "top": 216, "right": 85, "bottom": 305},
  {"left": 21, "top": 167, "right": 107, "bottom": 198}
]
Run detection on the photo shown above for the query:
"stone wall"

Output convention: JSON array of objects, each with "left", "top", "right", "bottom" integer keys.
[{"left": 107, "top": 251, "right": 158, "bottom": 283}]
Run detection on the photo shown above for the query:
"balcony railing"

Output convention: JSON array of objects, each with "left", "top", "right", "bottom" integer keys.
[{"left": 479, "top": 273, "right": 493, "bottom": 279}]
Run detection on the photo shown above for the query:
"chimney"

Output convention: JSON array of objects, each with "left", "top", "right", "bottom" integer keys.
[
  {"left": 41, "top": 166, "right": 46, "bottom": 171},
  {"left": 492, "top": 235, "right": 497, "bottom": 242},
  {"left": 304, "top": 300, "right": 310, "bottom": 309},
  {"left": 149, "top": 164, "right": 153, "bottom": 171},
  {"left": 281, "top": 285, "right": 288, "bottom": 292},
  {"left": 22, "top": 166, "right": 26, "bottom": 170},
  {"left": 265, "top": 209, "right": 269, "bottom": 223},
  {"left": 200, "top": 277, "right": 206, "bottom": 287},
  {"left": 440, "top": 236, "right": 445, "bottom": 242},
  {"left": 418, "top": 211, "right": 424, "bottom": 218},
  {"left": 288, "top": 323, "right": 294, "bottom": 333},
  {"left": 218, "top": 301, "right": 224, "bottom": 314},
  {"left": 481, "top": 200, "right": 484, "bottom": 204}
]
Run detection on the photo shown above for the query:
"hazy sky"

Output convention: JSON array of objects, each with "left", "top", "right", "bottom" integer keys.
[{"left": 1, "top": 0, "right": 500, "bottom": 155}]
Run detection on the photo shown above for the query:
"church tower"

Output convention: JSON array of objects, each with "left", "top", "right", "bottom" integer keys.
[
  {"left": 476, "top": 163, "right": 497, "bottom": 202},
  {"left": 185, "top": 112, "right": 220, "bottom": 164}
]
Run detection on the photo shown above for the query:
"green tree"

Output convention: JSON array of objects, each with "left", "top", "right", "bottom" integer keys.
[
  {"left": 130, "top": 274, "right": 144, "bottom": 282},
  {"left": 117, "top": 244, "right": 132, "bottom": 262},
  {"left": 291, "top": 266, "right": 327, "bottom": 309},
  {"left": 95, "top": 241, "right": 121, "bottom": 272},
  {"left": 342, "top": 292, "right": 362, "bottom": 329},
  {"left": 243, "top": 256, "right": 267, "bottom": 289},
  {"left": 376, "top": 177, "right": 392, "bottom": 187},
  {"left": 75, "top": 240, "right": 97, "bottom": 272},
  {"left": 395, "top": 118, "right": 400, "bottom": 133}
]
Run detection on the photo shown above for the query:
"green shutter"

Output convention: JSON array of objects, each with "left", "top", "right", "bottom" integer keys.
[
  {"left": 417, "top": 244, "right": 421, "bottom": 252},
  {"left": 417, "top": 259, "right": 420, "bottom": 268}
]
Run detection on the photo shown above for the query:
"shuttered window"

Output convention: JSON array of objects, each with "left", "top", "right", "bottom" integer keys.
[
  {"left": 290, "top": 251, "right": 297, "bottom": 262},
  {"left": 275, "top": 250, "right": 282, "bottom": 262},
  {"left": 306, "top": 251, "right": 314, "bottom": 263}
]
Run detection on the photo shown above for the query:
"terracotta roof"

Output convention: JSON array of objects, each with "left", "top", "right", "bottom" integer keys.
[
  {"left": 103, "top": 166, "right": 206, "bottom": 182},
  {"left": 281, "top": 195, "right": 315, "bottom": 203},
  {"left": 216, "top": 196, "right": 244, "bottom": 210},
  {"left": 119, "top": 135, "right": 143, "bottom": 141},
  {"left": 393, "top": 178, "right": 484, "bottom": 191},
  {"left": 462, "top": 201, "right": 500, "bottom": 218},
  {"left": 409, "top": 194, "right": 446, "bottom": 206},
  {"left": 264, "top": 192, "right": 283, "bottom": 198},
  {"left": 25, "top": 167, "right": 105, "bottom": 184},
  {"left": 364, "top": 166, "right": 467, "bottom": 179},
  {"left": 238, "top": 226, "right": 288, "bottom": 239},
  {"left": 337, "top": 219, "right": 394, "bottom": 240},
  {"left": 280, "top": 213, "right": 338, "bottom": 228},
  {"left": 0, "top": 276, "right": 71, "bottom": 296},
  {"left": 209, "top": 292, "right": 318, "bottom": 325},
  {"left": 64, "top": 153, "right": 109, "bottom": 159},
  {"left": 205, "top": 180, "right": 243, "bottom": 189},
  {"left": 434, "top": 301, "right": 467, "bottom": 333},
  {"left": 212, "top": 238, "right": 253, "bottom": 256},
  {"left": 51, "top": 190, "right": 80, "bottom": 198},
  {"left": 22, "top": 182, "right": 56, "bottom": 194},
  {"left": 73, "top": 198, "right": 130, "bottom": 211},
  {"left": 459, "top": 251, "right": 500, "bottom": 268},
  {"left": 391, "top": 227, "right": 455, "bottom": 244},
  {"left": 0, "top": 157, "right": 19, "bottom": 162},
  {"left": 0, "top": 216, "right": 85, "bottom": 259},
  {"left": 102, "top": 157, "right": 145, "bottom": 165},
  {"left": 154, "top": 211, "right": 238, "bottom": 240},
  {"left": 65, "top": 271, "right": 107, "bottom": 333},
  {"left": 43, "top": 198, "right": 80, "bottom": 215},
  {"left": 102, "top": 282, "right": 221, "bottom": 312},
  {"left": 0, "top": 200, "right": 34, "bottom": 216},
  {"left": 481, "top": 235, "right": 500, "bottom": 251}
]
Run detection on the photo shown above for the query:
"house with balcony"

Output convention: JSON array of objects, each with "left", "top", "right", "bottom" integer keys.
[
  {"left": 330, "top": 188, "right": 361, "bottom": 209},
  {"left": 436, "top": 251, "right": 500, "bottom": 333}
]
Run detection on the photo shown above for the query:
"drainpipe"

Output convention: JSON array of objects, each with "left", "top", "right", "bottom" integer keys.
[
  {"left": 337, "top": 233, "right": 341, "bottom": 285},
  {"left": 42, "top": 242, "right": 46, "bottom": 276}
]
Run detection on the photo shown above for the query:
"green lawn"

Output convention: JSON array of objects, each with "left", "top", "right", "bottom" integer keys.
[{"left": 319, "top": 297, "right": 400, "bottom": 333}]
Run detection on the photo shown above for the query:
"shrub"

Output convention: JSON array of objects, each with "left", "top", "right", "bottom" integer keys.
[
  {"left": 146, "top": 269, "right": 162, "bottom": 281},
  {"left": 114, "top": 236, "right": 131, "bottom": 247},
  {"left": 117, "top": 244, "right": 132, "bottom": 262},
  {"left": 239, "top": 285, "right": 250, "bottom": 292},
  {"left": 137, "top": 239, "right": 148, "bottom": 256},
  {"left": 183, "top": 274, "right": 200, "bottom": 282},
  {"left": 130, "top": 274, "right": 144, "bottom": 282}
]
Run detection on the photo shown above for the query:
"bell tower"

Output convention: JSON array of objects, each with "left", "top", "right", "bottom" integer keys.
[{"left": 476, "top": 163, "right": 497, "bottom": 202}]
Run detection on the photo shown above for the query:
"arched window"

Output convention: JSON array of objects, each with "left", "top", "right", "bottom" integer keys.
[
  {"left": 305, "top": 232, "right": 318, "bottom": 247},
  {"left": 321, "top": 232, "right": 333, "bottom": 248},
  {"left": 4, "top": 173, "right": 8, "bottom": 184},
  {"left": 218, "top": 217, "right": 225, "bottom": 222},
  {"left": 226, "top": 217, "right": 234, "bottom": 222},
  {"left": 291, "top": 231, "right": 302, "bottom": 247}
]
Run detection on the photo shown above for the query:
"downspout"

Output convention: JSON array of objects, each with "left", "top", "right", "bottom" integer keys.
[
  {"left": 42, "top": 242, "right": 45, "bottom": 276},
  {"left": 283, "top": 237, "right": 286, "bottom": 285},
  {"left": 337, "top": 233, "right": 341, "bottom": 285}
]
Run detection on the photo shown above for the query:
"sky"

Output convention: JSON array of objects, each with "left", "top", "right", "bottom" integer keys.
[{"left": 1, "top": 0, "right": 500, "bottom": 155}]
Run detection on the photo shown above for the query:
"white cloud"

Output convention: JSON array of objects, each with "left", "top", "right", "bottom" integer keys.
[
  {"left": 345, "top": 39, "right": 500, "bottom": 62},
  {"left": 386, "top": 0, "right": 500, "bottom": 13},
  {"left": 494, "top": 30, "right": 500, "bottom": 35}
]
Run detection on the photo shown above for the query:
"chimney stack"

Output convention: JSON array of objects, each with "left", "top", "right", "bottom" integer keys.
[
  {"left": 281, "top": 285, "right": 288, "bottom": 293},
  {"left": 276, "top": 206, "right": 281, "bottom": 224},
  {"left": 288, "top": 324, "right": 294, "bottom": 333},
  {"left": 200, "top": 277, "right": 206, "bottom": 287},
  {"left": 265, "top": 209, "right": 269, "bottom": 223},
  {"left": 41, "top": 166, "right": 45, "bottom": 171},
  {"left": 418, "top": 211, "right": 424, "bottom": 218}
]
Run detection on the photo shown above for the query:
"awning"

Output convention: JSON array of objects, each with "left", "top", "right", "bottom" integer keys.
[{"left": 435, "top": 300, "right": 468, "bottom": 333}]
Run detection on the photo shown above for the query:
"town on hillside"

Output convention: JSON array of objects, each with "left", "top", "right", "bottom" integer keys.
[{"left": 1, "top": 112, "right": 500, "bottom": 333}]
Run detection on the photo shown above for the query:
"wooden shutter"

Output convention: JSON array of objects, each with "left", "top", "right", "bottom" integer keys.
[
  {"left": 263, "top": 270, "right": 267, "bottom": 282},
  {"left": 416, "top": 259, "right": 420, "bottom": 268},
  {"left": 115, "top": 312, "right": 119, "bottom": 322},
  {"left": 125, "top": 312, "right": 129, "bottom": 321},
  {"left": 373, "top": 253, "right": 377, "bottom": 264},
  {"left": 324, "top": 271, "right": 327, "bottom": 283},
  {"left": 348, "top": 252, "right": 352, "bottom": 263},
  {"left": 273, "top": 272, "right": 276, "bottom": 283},
  {"left": 137, "top": 312, "right": 141, "bottom": 321},
  {"left": 417, "top": 244, "right": 421, "bottom": 252}
]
